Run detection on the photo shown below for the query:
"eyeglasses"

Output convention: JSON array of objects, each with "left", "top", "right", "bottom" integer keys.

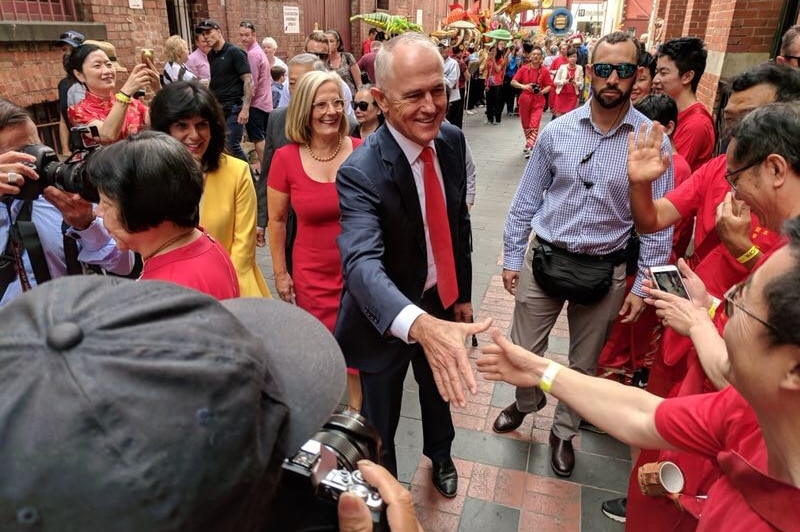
[
  {"left": 592, "top": 63, "right": 637, "bottom": 79},
  {"left": 782, "top": 54, "right": 800, "bottom": 63},
  {"left": 312, "top": 98, "right": 345, "bottom": 112},
  {"left": 352, "top": 101, "right": 374, "bottom": 111},
  {"left": 724, "top": 282, "right": 779, "bottom": 335},
  {"left": 307, "top": 51, "right": 329, "bottom": 61},
  {"left": 724, "top": 159, "right": 762, "bottom": 191},
  {"left": 239, "top": 21, "right": 255, "bottom": 30}
]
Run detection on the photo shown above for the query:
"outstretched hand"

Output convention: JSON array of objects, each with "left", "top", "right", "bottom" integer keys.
[
  {"left": 476, "top": 328, "right": 542, "bottom": 388},
  {"left": 627, "top": 122, "right": 670, "bottom": 185},
  {"left": 410, "top": 314, "right": 492, "bottom": 407}
]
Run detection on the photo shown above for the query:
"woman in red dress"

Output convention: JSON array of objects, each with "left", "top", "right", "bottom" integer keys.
[
  {"left": 267, "top": 70, "right": 362, "bottom": 408},
  {"left": 510, "top": 45, "right": 553, "bottom": 158},
  {"left": 551, "top": 47, "right": 583, "bottom": 118}
]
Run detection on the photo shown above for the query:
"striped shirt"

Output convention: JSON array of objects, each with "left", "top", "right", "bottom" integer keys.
[{"left": 503, "top": 101, "right": 674, "bottom": 296}]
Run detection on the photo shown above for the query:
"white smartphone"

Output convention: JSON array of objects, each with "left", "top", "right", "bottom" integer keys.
[{"left": 649, "top": 265, "right": 691, "bottom": 300}]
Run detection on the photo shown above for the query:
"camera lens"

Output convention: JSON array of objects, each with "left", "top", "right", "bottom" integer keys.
[{"left": 310, "top": 410, "right": 382, "bottom": 471}]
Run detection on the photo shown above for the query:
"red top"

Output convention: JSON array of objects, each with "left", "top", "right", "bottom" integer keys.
[
  {"left": 361, "top": 39, "right": 372, "bottom": 56},
  {"left": 267, "top": 139, "right": 362, "bottom": 331},
  {"left": 140, "top": 232, "right": 240, "bottom": 300},
  {"left": 67, "top": 90, "right": 147, "bottom": 142},
  {"left": 550, "top": 55, "right": 567, "bottom": 73},
  {"left": 671, "top": 152, "right": 693, "bottom": 259},
  {"left": 655, "top": 387, "right": 800, "bottom": 531},
  {"left": 665, "top": 155, "right": 780, "bottom": 298},
  {"left": 512, "top": 64, "right": 553, "bottom": 98},
  {"left": 673, "top": 102, "right": 715, "bottom": 172}
]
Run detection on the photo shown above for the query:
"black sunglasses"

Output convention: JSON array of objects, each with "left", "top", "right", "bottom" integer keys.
[
  {"left": 724, "top": 159, "right": 763, "bottom": 191},
  {"left": 352, "top": 101, "right": 375, "bottom": 111},
  {"left": 592, "top": 63, "right": 637, "bottom": 79},
  {"left": 724, "top": 282, "right": 779, "bottom": 335},
  {"left": 239, "top": 21, "right": 255, "bottom": 30},
  {"left": 782, "top": 54, "right": 800, "bottom": 62}
]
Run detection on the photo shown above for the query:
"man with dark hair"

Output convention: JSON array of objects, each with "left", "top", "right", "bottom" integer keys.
[
  {"left": 195, "top": 20, "right": 252, "bottom": 163},
  {"left": 603, "top": 62, "right": 800, "bottom": 526},
  {"left": 54, "top": 30, "right": 85, "bottom": 155},
  {"left": 653, "top": 37, "right": 714, "bottom": 171},
  {"left": 777, "top": 24, "right": 800, "bottom": 67},
  {"left": 362, "top": 27, "right": 378, "bottom": 56},
  {"left": 0, "top": 98, "right": 133, "bottom": 305},
  {"left": 493, "top": 31, "right": 673, "bottom": 478},
  {"left": 238, "top": 21, "right": 272, "bottom": 169}
]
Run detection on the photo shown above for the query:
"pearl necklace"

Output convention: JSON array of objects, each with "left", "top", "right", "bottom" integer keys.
[{"left": 304, "top": 136, "right": 343, "bottom": 162}]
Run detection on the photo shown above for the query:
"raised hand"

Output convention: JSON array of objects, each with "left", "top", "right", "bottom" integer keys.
[
  {"left": 477, "top": 328, "right": 542, "bottom": 388},
  {"left": 627, "top": 122, "right": 671, "bottom": 185}
]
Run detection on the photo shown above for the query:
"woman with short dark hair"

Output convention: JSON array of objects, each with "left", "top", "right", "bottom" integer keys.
[
  {"left": 150, "top": 81, "right": 270, "bottom": 297},
  {"left": 88, "top": 131, "right": 239, "bottom": 300}
]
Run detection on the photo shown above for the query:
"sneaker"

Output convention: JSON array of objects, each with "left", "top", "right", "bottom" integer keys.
[
  {"left": 601, "top": 497, "right": 626, "bottom": 523},
  {"left": 466, "top": 109, "right": 477, "bottom": 115},
  {"left": 524, "top": 149, "right": 531, "bottom": 159}
]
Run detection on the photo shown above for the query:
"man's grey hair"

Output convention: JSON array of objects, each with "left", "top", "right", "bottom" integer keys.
[
  {"left": 781, "top": 25, "right": 800, "bottom": 55},
  {"left": 288, "top": 53, "right": 326, "bottom": 72},
  {"left": 261, "top": 36, "right": 277, "bottom": 49},
  {"left": 730, "top": 102, "right": 800, "bottom": 176},
  {"left": 374, "top": 32, "right": 443, "bottom": 88}
]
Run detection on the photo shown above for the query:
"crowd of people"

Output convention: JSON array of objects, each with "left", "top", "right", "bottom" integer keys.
[{"left": 1, "top": 17, "right": 799, "bottom": 531}]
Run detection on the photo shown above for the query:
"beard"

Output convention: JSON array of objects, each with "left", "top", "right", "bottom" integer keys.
[{"left": 594, "top": 86, "right": 632, "bottom": 109}]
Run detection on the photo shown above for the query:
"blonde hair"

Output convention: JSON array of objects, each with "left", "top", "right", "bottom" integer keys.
[
  {"left": 164, "top": 35, "right": 188, "bottom": 63},
  {"left": 285, "top": 71, "right": 348, "bottom": 144}
]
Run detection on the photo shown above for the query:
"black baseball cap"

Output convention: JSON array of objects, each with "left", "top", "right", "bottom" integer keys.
[
  {"left": 195, "top": 19, "right": 221, "bottom": 33},
  {"left": 0, "top": 276, "right": 346, "bottom": 530},
  {"left": 55, "top": 30, "right": 85, "bottom": 48}
]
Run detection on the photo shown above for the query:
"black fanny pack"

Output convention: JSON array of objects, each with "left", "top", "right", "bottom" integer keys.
[{"left": 531, "top": 239, "right": 627, "bottom": 305}]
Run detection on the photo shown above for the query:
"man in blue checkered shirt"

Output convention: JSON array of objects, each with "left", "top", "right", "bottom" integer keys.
[{"left": 491, "top": 32, "right": 674, "bottom": 478}]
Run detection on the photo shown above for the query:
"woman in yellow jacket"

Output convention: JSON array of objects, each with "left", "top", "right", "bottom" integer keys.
[{"left": 150, "top": 81, "right": 270, "bottom": 297}]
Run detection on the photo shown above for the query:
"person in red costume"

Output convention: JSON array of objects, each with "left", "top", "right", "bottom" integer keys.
[
  {"left": 478, "top": 212, "right": 800, "bottom": 531},
  {"left": 510, "top": 45, "right": 553, "bottom": 158},
  {"left": 600, "top": 86, "right": 800, "bottom": 527},
  {"left": 652, "top": 37, "right": 714, "bottom": 172}
]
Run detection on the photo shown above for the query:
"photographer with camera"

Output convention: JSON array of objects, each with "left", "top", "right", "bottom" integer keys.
[
  {"left": 510, "top": 44, "right": 553, "bottom": 158},
  {"left": 0, "top": 98, "right": 133, "bottom": 305},
  {"left": 0, "top": 274, "right": 426, "bottom": 531}
]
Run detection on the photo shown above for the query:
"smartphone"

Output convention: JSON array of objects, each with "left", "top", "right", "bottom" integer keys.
[{"left": 649, "top": 265, "right": 691, "bottom": 299}]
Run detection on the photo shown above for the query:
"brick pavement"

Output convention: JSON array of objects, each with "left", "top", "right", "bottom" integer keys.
[{"left": 255, "top": 108, "right": 629, "bottom": 531}]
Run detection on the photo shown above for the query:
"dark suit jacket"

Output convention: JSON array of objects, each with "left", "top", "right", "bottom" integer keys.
[
  {"left": 257, "top": 108, "right": 289, "bottom": 228},
  {"left": 334, "top": 123, "right": 472, "bottom": 373}
]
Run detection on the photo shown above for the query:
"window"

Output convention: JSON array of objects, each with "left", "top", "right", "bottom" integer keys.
[
  {"left": 0, "top": 0, "right": 77, "bottom": 22},
  {"left": 377, "top": 0, "right": 389, "bottom": 11},
  {"left": 28, "top": 101, "right": 62, "bottom": 154}
]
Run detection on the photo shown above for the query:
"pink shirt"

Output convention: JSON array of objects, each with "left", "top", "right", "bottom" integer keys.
[
  {"left": 245, "top": 42, "right": 273, "bottom": 113},
  {"left": 186, "top": 48, "right": 210, "bottom": 81}
]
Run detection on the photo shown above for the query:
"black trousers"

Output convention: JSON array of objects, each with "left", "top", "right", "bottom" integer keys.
[
  {"left": 359, "top": 288, "right": 455, "bottom": 477},
  {"left": 486, "top": 85, "right": 503, "bottom": 124}
]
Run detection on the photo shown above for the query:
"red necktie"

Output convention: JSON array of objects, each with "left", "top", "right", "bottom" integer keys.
[{"left": 419, "top": 147, "right": 458, "bottom": 308}]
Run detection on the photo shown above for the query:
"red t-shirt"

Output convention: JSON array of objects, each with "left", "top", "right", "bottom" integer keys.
[
  {"left": 671, "top": 152, "right": 693, "bottom": 258},
  {"left": 665, "top": 155, "right": 780, "bottom": 297},
  {"left": 673, "top": 102, "right": 715, "bottom": 172},
  {"left": 361, "top": 39, "right": 372, "bottom": 56},
  {"left": 140, "top": 232, "right": 240, "bottom": 300},
  {"left": 655, "top": 387, "right": 800, "bottom": 531},
  {"left": 512, "top": 64, "right": 553, "bottom": 94},
  {"left": 549, "top": 55, "right": 567, "bottom": 74}
]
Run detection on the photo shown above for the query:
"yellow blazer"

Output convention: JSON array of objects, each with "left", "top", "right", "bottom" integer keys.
[{"left": 200, "top": 154, "right": 270, "bottom": 297}]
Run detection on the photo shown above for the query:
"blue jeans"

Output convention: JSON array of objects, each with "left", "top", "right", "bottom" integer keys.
[{"left": 224, "top": 104, "right": 249, "bottom": 163}]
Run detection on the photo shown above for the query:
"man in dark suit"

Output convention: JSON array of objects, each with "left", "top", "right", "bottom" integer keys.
[{"left": 335, "top": 33, "right": 490, "bottom": 498}]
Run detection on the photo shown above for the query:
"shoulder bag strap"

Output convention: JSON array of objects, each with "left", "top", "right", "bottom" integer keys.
[{"left": 15, "top": 201, "right": 52, "bottom": 285}]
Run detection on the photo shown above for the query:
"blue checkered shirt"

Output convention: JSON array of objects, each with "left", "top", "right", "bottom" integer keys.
[{"left": 503, "top": 101, "right": 674, "bottom": 297}]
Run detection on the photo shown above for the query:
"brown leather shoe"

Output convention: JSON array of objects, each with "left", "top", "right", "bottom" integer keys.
[
  {"left": 549, "top": 431, "right": 575, "bottom": 477},
  {"left": 492, "top": 396, "right": 547, "bottom": 434}
]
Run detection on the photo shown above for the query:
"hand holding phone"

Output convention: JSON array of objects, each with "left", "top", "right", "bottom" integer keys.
[{"left": 649, "top": 265, "right": 691, "bottom": 300}]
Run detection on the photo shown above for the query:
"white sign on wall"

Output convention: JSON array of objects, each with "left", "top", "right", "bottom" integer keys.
[
  {"left": 128, "top": 0, "right": 143, "bottom": 8},
  {"left": 416, "top": 9, "right": 423, "bottom": 26},
  {"left": 284, "top": 6, "right": 300, "bottom": 34}
]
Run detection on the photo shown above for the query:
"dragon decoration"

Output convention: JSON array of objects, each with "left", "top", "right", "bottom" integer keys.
[{"left": 350, "top": 0, "right": 578, "bottom": 51}]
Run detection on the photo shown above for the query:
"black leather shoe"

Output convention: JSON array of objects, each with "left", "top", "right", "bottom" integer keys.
[
  {"left": 492, "top": 395, "right": 547, "bottom": 434},
  {"left": 549, "top": 432, "right": 575, "bottom": 477},
  {"left": 431, "top": 458, "right": 458, "bottom": 498}
]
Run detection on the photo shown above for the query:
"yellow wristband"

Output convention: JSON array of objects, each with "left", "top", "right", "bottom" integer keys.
[
  {"left": 736, "top": 245, "right": 759, "bottom": 264},
  {"left": 708, "top": 297, "right": 721, "bottom": 319},
  {"left": 115, "top": 92, "right": 132, "bottom": 104},
  {"left": 539, "top": 361, "right": 562, "bottom": 394}
]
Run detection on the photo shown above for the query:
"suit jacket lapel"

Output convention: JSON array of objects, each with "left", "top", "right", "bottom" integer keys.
[{"left": 376, "top": 127, "right": 426, "bottom": 253}]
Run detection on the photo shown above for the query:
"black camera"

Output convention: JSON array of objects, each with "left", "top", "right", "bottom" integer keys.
[
  {"left": 17, "top": 126, "right": 101, "bottom": 203},
  {"left": 271, "top": 410, "right": 387, "bottom": 531},
  {"left": 532, "top": 83, "right": 541, "bottom": 94}
]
